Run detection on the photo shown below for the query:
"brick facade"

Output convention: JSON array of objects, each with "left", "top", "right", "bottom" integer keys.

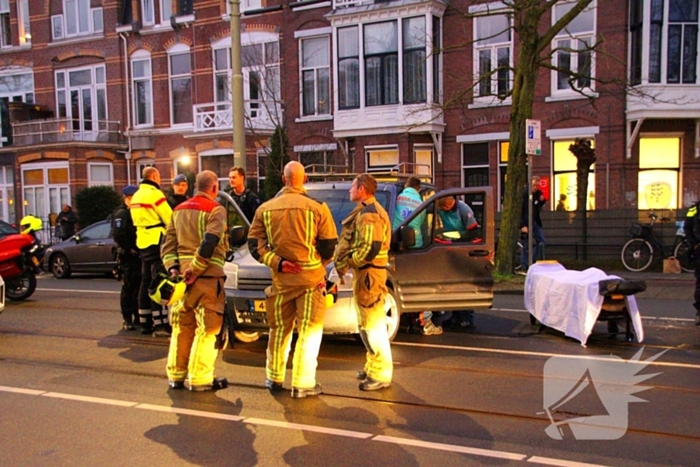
[{"left": 0, "top": 0, "right": 696, "bottom": 224}]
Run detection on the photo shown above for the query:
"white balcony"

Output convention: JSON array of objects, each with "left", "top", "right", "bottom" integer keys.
[
  {"left": 333, "top": 103, "right": 444, "bottom": 138},
  {"left": 193, "top": 100, "right": 282, "bottom": 133},
  {"left": 12, "top": 118, "right": 122, "bottom": 146},
  {"left": 626, "top": 84, "right": 700, "bottom": 120}
]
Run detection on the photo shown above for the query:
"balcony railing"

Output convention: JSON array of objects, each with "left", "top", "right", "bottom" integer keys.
[
  {"left": 193, "top": 100, "right": 282, "bottom": 133},
  {"left": 12, "top": 119, "right": 122, "bottom": 146}
]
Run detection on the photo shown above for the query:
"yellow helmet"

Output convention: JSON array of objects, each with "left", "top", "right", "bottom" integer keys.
[
  {"left": 20, "top": 215, "right": 43, "bottom": 234},
  {"left": 148, "top": 273, "right": 186, "bottom": 306}
]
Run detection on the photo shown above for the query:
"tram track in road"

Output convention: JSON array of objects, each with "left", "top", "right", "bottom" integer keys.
[
  {"left": 2, "top": 346, "right": 700, "bottom": 447},
  {"left": 0, "top": 324, "right": 700, "bottom": 442}
]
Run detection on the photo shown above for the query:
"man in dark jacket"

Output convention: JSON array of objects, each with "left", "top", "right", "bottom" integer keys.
[
  {"left": 167, "top": 174, "right": 190, "bottom": 209},
  {"left": 517, "top": 176, "right": 546, "bottom": 274},
  {"left": 111, "top": 185, "right": 141, "bottom": 331},
  {"left": 224, "top": 166, "right": 261, "bottom": 223},
  {"left": 56, "top": 204, "right": 78, "bottom": 240},
  {"left": 683, "top": 203, "right": 700, "bottom": 326}
]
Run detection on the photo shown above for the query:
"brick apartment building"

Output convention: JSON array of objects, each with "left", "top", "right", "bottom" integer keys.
[{"left": 0, "top": 0, "right": 696, "bottom": 226}]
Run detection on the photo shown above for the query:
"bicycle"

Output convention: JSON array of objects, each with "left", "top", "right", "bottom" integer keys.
[{"left": 620, "top": 213, "right": 692, "bottom": 272}]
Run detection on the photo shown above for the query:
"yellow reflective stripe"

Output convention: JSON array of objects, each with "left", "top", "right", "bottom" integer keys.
[
  {"left": 263, "top": 210, "right": 273, "bottom": 248},
  {"left": 688, "top": 206, "right": 697, "bottom": 217},
  {"left": 198, "top": 211, "right": 206, "bottom": 239},
  {"left": 269, "top": 294, "right": 285, "bottom": 380},
  {"left": 305, "top": 209, "right": 315, "bottom": 262},
  {"left": 179, "top": 254, "right": 196, "bottom": 261},
  {"left": 191, "top": 257, "right": 206, "bottom": 272},
  {"left": 209, "top": 257, "right": 225, "bottom": 267},
  {"left": 163, "top": 253, "right": 179, "bottom": 263},
  {"left": 262, "top": 251, "right": 276, "bottom": 268}
]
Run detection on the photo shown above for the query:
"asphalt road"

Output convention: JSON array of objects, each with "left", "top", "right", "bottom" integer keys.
[{"left": 0, "top": 275, "right": 698, "bottom": 467}]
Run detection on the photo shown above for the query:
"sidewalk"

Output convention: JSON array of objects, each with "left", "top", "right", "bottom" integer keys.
[{"left": 495, "top": 269, "right": 695, "bottom": 301}]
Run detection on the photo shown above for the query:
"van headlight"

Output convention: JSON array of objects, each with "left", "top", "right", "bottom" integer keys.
[{"left": 224, "top": 262, "right": 238, "bottom": 289}]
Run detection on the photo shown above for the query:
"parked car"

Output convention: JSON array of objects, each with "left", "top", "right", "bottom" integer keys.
[
  {"left": 0, "top": 220, "right": 19, "bottom": 241},
  {"left": 43, "top": 220, "right": 116, "bottom": 279},
  {"left": 223, "top": 179, "right": 495, "bottom": 343}
]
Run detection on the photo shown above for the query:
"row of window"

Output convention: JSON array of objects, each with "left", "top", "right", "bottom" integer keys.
[{"left": 463, "top": 136, "right": 682, "bottom": 212}]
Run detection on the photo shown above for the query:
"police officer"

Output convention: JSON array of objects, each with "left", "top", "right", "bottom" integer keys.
[
  {"left": 130, "top": 167, "right": 173, "bottom": 336},
  {"left": 111, "top": 185, "right": 141, "bottom": 331},
  {"left": 684, "top": 203, "right": 700, "bottom": 326},
  {"left": 248, "top": 161, "right": 337, "bottom": 398},
  {"left": 224, "top": 166, "right": 261, "bottom": 223},
  {"left": 162, "top": 170, "right": 229, "bottom": 391},
  {"left": 335, "top": 173, "right": 393, "bottom": 391},
  {"left": 167, "top": 173, "right": 190, "bottom": 209}
]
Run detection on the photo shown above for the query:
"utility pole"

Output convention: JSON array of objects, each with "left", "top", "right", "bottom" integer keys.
[{"left": 230, "top": 0, "right": 246, "bottom": 170}]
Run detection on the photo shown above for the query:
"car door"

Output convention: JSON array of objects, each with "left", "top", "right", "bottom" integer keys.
[
  {"left": 69, "top": 221, "right": 114, "bottom": 271},
  {"left": 389, "top": 187, "right": 494, "bottom": 313}
]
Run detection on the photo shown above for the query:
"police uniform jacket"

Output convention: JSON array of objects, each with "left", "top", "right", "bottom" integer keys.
[
  {"left": 335, "top": 196, "right": 391, "bottom": 273},
  {"left": 130, "top": 180, "right": 173, "bottom": 250},
  {"left": 161, "top": 191, "right": 228, "bottom": 278},
  {"left": 247, "top": 185, "right": 337, "bottom": 294},
  {"left": 224, "top": 187, "right": 261, "bottom": 223},
  {"left": 111, "top": 204, "right": 138, "bottom": 254}
]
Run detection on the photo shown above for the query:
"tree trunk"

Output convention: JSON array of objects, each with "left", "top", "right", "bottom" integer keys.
[{"left": 494, "top": 14, "right": 541, "bottom": 276}]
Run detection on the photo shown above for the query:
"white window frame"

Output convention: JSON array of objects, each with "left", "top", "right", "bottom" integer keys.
[
  {"left": 0, "top": 67, "right": 35, "bottom": 147},
  {"left": 0, "top": 165, "right": 15, "bottom": 223},
  {"left": 55, "top": 65, "right": 108, "bottom": 142},
  {"left": 299, "top": 34, "right": 331, "bottom": 118},
  {"left": 471, "top": 4, "right": 513, "bottom": 105},
  {"left": 0, "top": 0, "right": 10, "bottom": 48},
  {"left": 160, "top": 0, "right": 173, "bottom": 24},
  {"left": 365, "top": 145, "right": 399, "bottom": 173},
  {"left": 18, "top": 0, "right": 31, "bottom": 46},
  {"left": 225, "top": 0, "right": 263, "bottom": 15},
  {"left": 131, "top": 50, "right": 154, "bottom": 128},
  {"left": 87, "top": 162, "right": 113, "bottom": 187},
  {"left": 550, "top": 0, "right": 597, "bottom": 98},
  {"left": 51, "top": 1, "right": 103, "bottom": 40},
  {"left": 142, "top": 0, "right": 155, "bottom": 26},
  {"left": 168, "top": 43, "right": 193, "bottom": 127},
  {"left": 21, "top": 161, "right": 71, "bottom": 222}
]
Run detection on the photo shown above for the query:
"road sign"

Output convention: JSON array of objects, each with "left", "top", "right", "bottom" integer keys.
[{"left": 526, "top": 119, "right": 541, "bottom": 156}]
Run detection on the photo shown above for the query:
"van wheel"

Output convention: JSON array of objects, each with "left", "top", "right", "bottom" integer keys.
[
  {"left": 233, "top": 330, "right": 261, "bottom": 343},
  {"left": 385, "top": 287, "right": 400, "bottom": 342}
]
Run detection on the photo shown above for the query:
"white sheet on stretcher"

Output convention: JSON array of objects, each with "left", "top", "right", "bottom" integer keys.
[{"left": 523, "top": 263, "right": 644, "bottom": 346}]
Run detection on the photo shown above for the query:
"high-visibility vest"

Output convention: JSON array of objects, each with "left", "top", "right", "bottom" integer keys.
[{"left": 130, "top": 182, "right": 172, "bottom": 249}]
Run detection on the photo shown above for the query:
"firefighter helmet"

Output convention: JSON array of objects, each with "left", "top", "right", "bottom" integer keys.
[
  {"left": 148, "top": 273, "right": 186, "bottom": 306},
  {"left": 20, "top": 215, "right": 43, "bottom": 235}
]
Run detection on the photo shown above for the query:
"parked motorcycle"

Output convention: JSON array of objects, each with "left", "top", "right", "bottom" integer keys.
[{"left": 0, "top": 232, "right": 41, "bottom": 301}]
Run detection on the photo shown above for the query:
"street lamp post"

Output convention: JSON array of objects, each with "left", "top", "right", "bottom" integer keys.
[{"left": 230, "top": 0, "right": 246, "bottom": 171}]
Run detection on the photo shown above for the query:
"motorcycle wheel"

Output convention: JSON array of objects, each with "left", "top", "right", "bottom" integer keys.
[{"left": 5, "top": 271, "right": 37, "bottom": 301}]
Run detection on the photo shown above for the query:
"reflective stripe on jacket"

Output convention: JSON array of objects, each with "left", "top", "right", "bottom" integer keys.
[
  {"left": 335, "top": 196, "right": 391, "bottom": 272},
  {"left": 130, "top": 181, "right": 173, "bottom": 249},
  {"left": 248, "top": 185, "right": 338, "bottom": 294},
  {"left": 161, "top": 192, "right": 228, "bottom": 278}
]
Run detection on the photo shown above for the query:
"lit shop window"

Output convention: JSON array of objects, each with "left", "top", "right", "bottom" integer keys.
[{"left": 638, "top": 137, "right": 680, "bottom": 210}]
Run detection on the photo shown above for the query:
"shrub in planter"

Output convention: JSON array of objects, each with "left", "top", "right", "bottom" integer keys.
[{"left": 75, "top": 185, "right": 123, "bottom": 228}]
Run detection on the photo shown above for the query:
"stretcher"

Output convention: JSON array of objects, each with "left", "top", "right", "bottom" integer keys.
[{"left": 524, "top": 262, "right": 646, "bottom": 346}]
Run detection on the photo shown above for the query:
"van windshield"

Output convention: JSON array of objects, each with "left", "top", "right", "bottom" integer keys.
[{"left": 307, "top": 189, "right": 391, "bottom": 233}]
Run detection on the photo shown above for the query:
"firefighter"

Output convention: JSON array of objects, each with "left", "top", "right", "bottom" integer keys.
[
  {"left": 111, "top": 185, "right": 141, "bottom": 331},
  {"left": 247, "top": 161, "right": 338, "bottom": 398},
  {"left": 335, "top": 173, "right": 393, "bottom": 391},
  {"left": 130, "top": 167, "right": 173, "bottom": 336},
  {"left": 162, "top": 170, "right": 229, "bottom": 391}
]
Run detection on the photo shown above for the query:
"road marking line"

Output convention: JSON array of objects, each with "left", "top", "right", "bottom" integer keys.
[
  {"left": 373, "top": 435, "right": 527, "bottom": 461},
  {"left": 0, "top": 384, "right": 606, "bottom": 466},
  {"left": 0, "top": 385, "right": 46, "bottom": 395},
  {"left": 527, "top": 455, "right": 611, "bottom": 467},
  {"left": 37, "top": 288, "right": 120, "bottom": 295},
  {"left": 244, "top": 417, "right": 372, "bottom": 439},
  {"left": 392, "top": 342, "right": 700, "bottom": 370},
  {"left": 137, "top": 404, "right": 245, "bottom": 421},
  {"left": 41, "top": 392, "right": 138, "bottom": 407}
]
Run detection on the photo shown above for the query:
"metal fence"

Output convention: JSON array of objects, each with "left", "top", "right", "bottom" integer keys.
[{"left": 496, "top": 209, "right": 688, "bottom": 268}]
